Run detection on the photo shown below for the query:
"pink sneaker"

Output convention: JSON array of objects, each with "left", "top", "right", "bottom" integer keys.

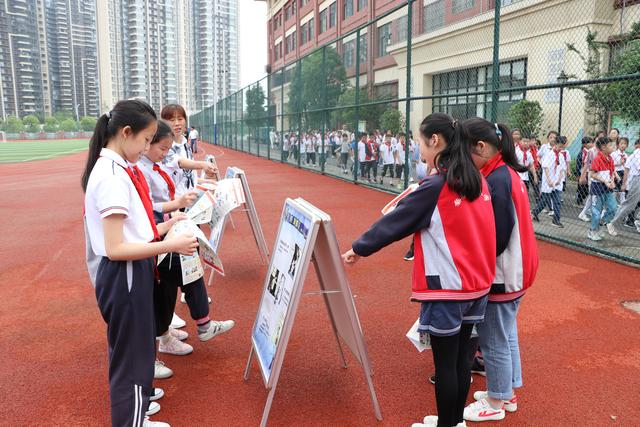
[{"left": 158, "top": 334, "right": 193, "bottom": 356}]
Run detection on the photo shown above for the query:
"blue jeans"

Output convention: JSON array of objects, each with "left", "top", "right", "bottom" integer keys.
[
  {"left": 590, "top": 191, "right": 617, "bottom": 231},
  {"left": 532, "top": 190, "right": 561, "bottom": 222},
  {"left": 477, "top": 298, "right": 523, "bottom": 400}
]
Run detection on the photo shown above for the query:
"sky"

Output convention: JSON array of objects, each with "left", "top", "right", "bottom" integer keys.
[{"left": 239, "top": 0, "right": 268, "bottom": 88}]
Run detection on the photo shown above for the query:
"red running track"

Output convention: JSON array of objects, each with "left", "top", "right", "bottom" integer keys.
[{"left": 0, "top": 143, "right": 639, "bottom": 427}]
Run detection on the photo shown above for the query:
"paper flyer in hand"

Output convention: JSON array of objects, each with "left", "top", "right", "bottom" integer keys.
[
  {"left": 208, "top": 178, "right": 245, "bottom": 232},
  {"left": 381, "top": 183, "right": 419, "bottom": 215},
  {"left": 188, "top": 187, "right": 215, "bottom": 224},
  {"left": 406, "top": 318, "right": 431, "bottom": 352}
]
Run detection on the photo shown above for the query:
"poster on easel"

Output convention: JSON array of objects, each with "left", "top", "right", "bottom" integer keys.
[{"left": 244, "top": 198, "right": 381, "bottom": 427}]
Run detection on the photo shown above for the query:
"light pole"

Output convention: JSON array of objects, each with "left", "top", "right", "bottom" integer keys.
[{"left": 557, "top": 71, "right": 568, "bottom": 135}]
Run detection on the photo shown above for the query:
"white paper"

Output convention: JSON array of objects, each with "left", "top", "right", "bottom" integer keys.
[{"left": 406, "top": 318, "right": 431, "bottom": 352}]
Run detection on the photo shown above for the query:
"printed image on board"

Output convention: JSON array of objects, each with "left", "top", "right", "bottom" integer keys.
[{"left": 252, "top": 202, "right": 313, "bottom": 381}]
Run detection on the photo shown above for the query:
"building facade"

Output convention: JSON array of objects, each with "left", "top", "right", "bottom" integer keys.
[{"left": 264, "top": 0, "right": 640, "bottom": 139}]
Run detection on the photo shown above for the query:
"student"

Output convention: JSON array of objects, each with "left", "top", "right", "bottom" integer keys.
[
  {"left": 575, "top": 137, "right": 593, "bottom": 206},
  {"left": 611, "top": 137, "right": 629, "bottom": 203},
  {"left": 608, "top": 139, "right": 640, "bottom": 235},
  {"left": 336, "top": 133, "right": 351, "bottom": 173},
  {"left": 531, "top": 137, "right": 567, "bottom": 227},
  {"left": 188, "top": 126, "right": 199, "bottom": 154},
  {"left": 588, "top": 137, "right": 618, "bottom": 241},
  {"left": 578, "top": 137, "right": 600, "bottom": 222},
  {"left": 393, "top": 134, "right": 407, "bottom": 188},
  {"left": 82, "top": 100, "right": 199, "bottom": 427},
  {"left": 462, "top": 118, "right": 538, "bottom": 423},
  {"left": 343, "top": 113, "right": 496, "bottom": 427},
  {"left": 364, "top": 135, "right": 378, "bottom": 182},
  {"left": 378, "top": 135, "right": 395, "bottom": 185},
  {"left": 515, "top": 137, "right": 536, "bottom": 196},
  {"left": 537, "top": 130, "right": 557, "bottom": 164}
]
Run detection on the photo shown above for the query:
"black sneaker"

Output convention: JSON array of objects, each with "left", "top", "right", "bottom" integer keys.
[
  {"left": 623, "top": 221, "right": 635, "bottom": 228},
  {"left": 404, "top": 248, "right": 414, "bottom": 261},
  {"left": 552, "top": 219, "right": 564, "bottom": 228},
  {"left": 471, "top": 357, "right": 486, "bottom": 377}
]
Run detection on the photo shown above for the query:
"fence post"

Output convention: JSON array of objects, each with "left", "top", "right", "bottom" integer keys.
[
  {"left": 490, "top": 0, "right": 501, "bottom": 123},
  {"left": 404, "top": 0, "right": 413, "bottom": 190},
  {"left": 267, "top": 77, "right": 272, "bottom": 160},
  {"left": 297, "top": 61, "right": 302, "bottom": 169},
  {"left": 354, "top": 30, "right": 361, "bottom": 184},
  {"left": 281, "top": 68, "right": 285, "bottom": 163},
  {"left": 321, "top": 45, "right": 327, "bottom": 174}
]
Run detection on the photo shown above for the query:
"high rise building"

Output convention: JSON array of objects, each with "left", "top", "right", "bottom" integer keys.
[
  {"left": 0, "top": 0, "right": 49, "bottom": 119},
  {"left": 45, "top": 0, "right": 100, "bottom": 119}
]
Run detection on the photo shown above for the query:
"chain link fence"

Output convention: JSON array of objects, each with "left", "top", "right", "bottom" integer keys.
[{"left": 191, "top": 0, "right": 640, "bottom": 265}]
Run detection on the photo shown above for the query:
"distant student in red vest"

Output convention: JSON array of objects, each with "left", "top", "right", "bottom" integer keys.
[
  {"left": 342, "top": 113, "right": 496, "bottom": 427},
  {"left": 461, "top": 118, "right": 539, "bottom": 423}
]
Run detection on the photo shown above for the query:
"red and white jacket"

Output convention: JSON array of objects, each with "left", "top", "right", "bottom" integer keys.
[
  {"left": 352, "top": 172, "right": 496, "bottom": 302},
  {"left": 481, "top": 155, "right": 538, "bottom": 302}
]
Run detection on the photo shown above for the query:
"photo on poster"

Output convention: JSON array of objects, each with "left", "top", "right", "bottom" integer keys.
[
  {"left": 288, "top": 244, "right": 300, "bottom": 278},
  {"left": 267, "top": 266, "right": 280, "bottom": 300}
]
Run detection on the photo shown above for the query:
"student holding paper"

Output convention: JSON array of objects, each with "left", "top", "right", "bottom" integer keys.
[
  {"left": 343, "top": 113, "right": 496, "bottom": 427},
  {"left": 82, "top": 99, "right": 198, "bottom": 427},
  {"left": 139, "top": 120, "right": 235, "bottom": 361}
]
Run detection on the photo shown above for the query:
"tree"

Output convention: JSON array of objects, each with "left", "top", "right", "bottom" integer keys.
[
  {"left": 80, "top": 116, "right": 97, "bottom": 131},
  {"left": 54, "top": 110, "right": 75, "bottom": 122},
  {"left": 44, "top": 117, "right": 59, "bottom": 133},
  {"left": 288, "top": 49, "right": 348, "bottom": 129},
  {"left": 379, "top": 108, "right": 405, "bottom": 134},
  {"left": 507, "top": 100, "right": 544, "bottom": 138},
  {"left": 3, "top": 116, "right": 24, "bottom": 133},
  {"left": 22, "top": 114, "right": 41, "bottom": 133},
  {"left": 244, "top": 84, "right": 267, "bottom": 138},
  {"left": 333, "top": 87, "right": 388, "bottom": 132},
  {"left": 60, "top": 118, "right": 78, "bottom": 132},
  {"left": 566, "top": 24, "right": 640, "bottom": 129}
]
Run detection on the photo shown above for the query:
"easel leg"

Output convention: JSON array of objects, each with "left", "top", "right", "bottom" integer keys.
[
  {"left": 243, "top": 346, "right": 254, "bottom": 380},
  {"left": 207, "top": 266, "right": 215, "bottom": 287},
  {"left": 260, "top": 383, "right": 278, "bottom": 427},
  {"left": 363, "top": 365, "right": 383, "bottom": 421}
]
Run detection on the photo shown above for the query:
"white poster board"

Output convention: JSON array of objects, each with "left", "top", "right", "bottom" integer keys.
[{"left": 245, "top": 198, "right": 381, "bottom": 427}]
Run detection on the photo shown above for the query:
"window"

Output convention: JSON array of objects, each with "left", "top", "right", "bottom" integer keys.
[
  {"left": 424, "top": 0, "right": 445, "bottom": 33},
  {"left": 309, "top": 18, "right": 315, "bottom": 39},
  {"left": 329, "top": 2, "right": 337, "bottom": 28},
  {"left": 377, "top": 23, "right": 391, "bottom": 58},
  {"left": 343, "top": 0, "right": 354, "bottom": 19},
  {"left": 300, "top": 0, "right": 309, "bottom": 7},
  {"left": 285, "top": 33, "right": 297, "bottom": 54},
  {"left": 359, "top": 34, "right": 367, "bottom": 63},
  {"left": 432, "top": 59, "right": 527, "bottom": 121},
  {"left": 343, "top": 40, "right": 355, "bottom": 68},
  {"left": 300, "top": 18, "right": 314, "bottom": 45},
  {"left": 357, "top": 0, "right": 367, "bottom": 11},
  {"left": 395, "top": 16, "right": 408, "bottom": 43},
  {"left": 274, "top": 42, "right": 283, "bottom": 60},
  {"left": 292, "top": 1, "right": 297, "bottom": 16},
  {"left": 319, "top": 9, "right": 327, "bottom": 33},
  {"left": 451, "top": 0, "right": 474, "bottom": 14}
]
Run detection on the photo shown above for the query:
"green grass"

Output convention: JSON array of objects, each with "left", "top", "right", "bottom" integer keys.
[{"left": 0, "top": 139, "right": 89, "bottom": 163}]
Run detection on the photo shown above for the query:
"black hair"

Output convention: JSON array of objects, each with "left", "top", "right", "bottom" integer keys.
[
  {"left": 581, "top": 136, "right": 593, "bottom": 146},
  {"left": 611, "top": 127, "right": 620, "bottom": 134},
  {"left": 81, "top": 99, "right": 157, "bottom": 192},
  {"left": 463, "top": 118, "right": 528, "bottom": 173},
  {"left": 618, "top": 137, "right": 629, "bottom": 147},
  {"left": 160, "top": 104, "right": 187, "bottom": 121},
  {"left": 547, "top": 130, "right": 559, "bottom": 138},
  {"left": 151, "top": 120, "right": 174, "bottom": 145},
  {"left": 595, "top": 136, "right": 611, "bottom": 150},
  {"left": 420, "top": 113, "right": 482, "bottom": 200},
  {"left": 635, "top": 139, "right": 640, "bottom": 146}
]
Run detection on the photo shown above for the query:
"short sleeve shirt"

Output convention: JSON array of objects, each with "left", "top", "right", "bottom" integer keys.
[{"left": 540, "top": 150, "right": 566, "bottom": 193}]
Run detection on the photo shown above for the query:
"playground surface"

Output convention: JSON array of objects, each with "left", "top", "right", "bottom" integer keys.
[{"left": 0, "top": 143, "right": 638, "bottom": 426}]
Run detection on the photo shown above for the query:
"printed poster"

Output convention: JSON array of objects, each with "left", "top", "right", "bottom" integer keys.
[
  {"left": 208, "top": 178, "right": 245, "bottom": 251},
  {"left": 252, "top": 202, "right": 313, "bottom": 383}
]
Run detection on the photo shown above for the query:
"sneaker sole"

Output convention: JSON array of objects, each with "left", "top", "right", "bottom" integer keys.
[
  {"left": 464, "top": 412, "right": 505, "bottom": 422},
  {"left": 154, "top": 371, "right": 173, "bottom": 380},
  {"left": 146, "top": 403, "right": 161, "bottom": 416},
  {"left": 158, "top": 347, "right": 193, "bottom": 356},
  {"left": 471, "top": 370, "right": 486, "bottom": 377}
]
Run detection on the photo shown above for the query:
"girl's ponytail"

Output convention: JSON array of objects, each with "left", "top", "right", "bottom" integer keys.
[
  {"left": 463, "top": 118, "right": 528, "bottom": 173},
  {"left": 81, "top": 113, "right": 110, "bottom": 192}
]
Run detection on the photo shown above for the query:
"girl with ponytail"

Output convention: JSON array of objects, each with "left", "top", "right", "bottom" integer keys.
[
  {"left": 461, "top": 117, "right": 539, "bottom": 423},
  {"left": 343, "top": 113, "right": 496, "bottom": 427},
  {"left": 83, "top": 99, "right": 198, "bottom": 427}
]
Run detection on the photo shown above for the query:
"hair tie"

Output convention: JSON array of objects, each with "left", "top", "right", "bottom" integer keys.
[
  {"left": 452, "top": 120, "right": 457, "bottom": 129},
  {"left": 494, "top": 123, "right": 502, "bottom": 138},
  {"left": 106, "top": 111, "right": 112, "bottom": 120}
]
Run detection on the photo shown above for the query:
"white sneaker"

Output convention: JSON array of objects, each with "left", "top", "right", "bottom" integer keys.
[
  {"left": 541, "top": 208, "right": 548, "bottom": 213},
  {"left": 412, "top": 415, "right": 438, "bottom": 426},
  {"left": 158, "top": 334, "right": 193, "bottom": 355},
  {"left": 473, "top": 391, "right": 517, "bottom": 412},
  {"left": 198, "top": 320, "right": 235, "bottom": 342},
  {"left": 170, "top": 313, "right": 186, "bottom": 329},
  {"left": 547, "top": 210, "right": 554, "bottom": 217},
  {"left": 606, "top": 223, "right": 618, "bottom": 236},
  {"left": 154, "top": 360, "right": 173, "bottom": 379},
  {"left": 143, "top": 416, "right": 170, "bottom": 427},
  {"left": 635, "top": 220, "right": 640, "bottom": 233},
  {"left": 169, "top": 327, "right": 188, "bottom": 341},
  {"left": 463, "top": 399, "right": 505, "bottom": 422},
  {"left": 146, "top": 401, "right": 161, "bottom": 416},
  {"left": 578, "top": 212, "right": 590, "bottom": 222},
  {"left": 587, "top": 230, "right": 603, "bottom": 241},
  {"left": 149, "top": 388, "right": 164, "bottom": 402}
]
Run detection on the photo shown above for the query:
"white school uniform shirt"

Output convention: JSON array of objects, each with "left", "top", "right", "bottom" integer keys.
[
  {"left": 357, "top": 141, "right": 366, "bottom": 162},
  {"left": 537, "top": 143, "right": 551, "bottom": 161},
  {"left": 561, "top": 149, "right": 571, "bottom": 182},
  {"left": 138, "top": 155, "right": 176, "bottom": 213},
  {"left": 167, "top": 136, "right": 194, "bottom": 196},
  {"left": 515, "top": 146, "right": 532, "bottom": 181},
  {"left": 379, "top": 143, "right": 394, "bottom": 165},
  {"left": 394, "top": 142, "right": 406, "bottom": 165},
  {"left": 611, "top": 149, "right": 627, "bottom": 172},
  {"left": 300, "top": 138, "right": 307, "bottom": 154},
  {"left": 188, "top": 129, "right": 199, "bottom": 140},
  {"left": 540, "top": 150, "right": 566, "bottom": 193},
  {"left": 84, "top": 148, "right": 155, "bottom": 258},
  {"left": 625, "top": 148, "right": 640, "bottom": 190}
]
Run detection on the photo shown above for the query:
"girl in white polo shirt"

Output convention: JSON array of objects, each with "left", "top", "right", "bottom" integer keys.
[{"left": 82, "top": 100, "right": 198, "bottom": 427}]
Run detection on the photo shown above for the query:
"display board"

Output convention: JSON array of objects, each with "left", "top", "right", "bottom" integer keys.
[{"left": 244, "top": 198, "right": 381, "bottom": 427}]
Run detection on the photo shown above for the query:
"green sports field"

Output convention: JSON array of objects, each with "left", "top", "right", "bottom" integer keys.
[{"left": 0, "top": 139, "right": 89, "bottom": 163}]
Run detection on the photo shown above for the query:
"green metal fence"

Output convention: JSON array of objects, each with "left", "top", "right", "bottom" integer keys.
[{"left": 191, "top": 0, "right": 640, "bottom": 265}]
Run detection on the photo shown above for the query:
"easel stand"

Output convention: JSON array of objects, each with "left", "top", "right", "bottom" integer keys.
[{"left": 244, "top": 198, "right": 381, "bottom": 427}]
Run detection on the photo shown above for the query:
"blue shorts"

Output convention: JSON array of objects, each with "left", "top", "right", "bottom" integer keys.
[{"left": 418, "top": 296, "right": 488, "bottom": 337}]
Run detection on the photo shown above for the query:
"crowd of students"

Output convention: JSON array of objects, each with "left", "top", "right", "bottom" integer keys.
[{"left": 83, "top": 100, "right": 234, "bottom": 427}]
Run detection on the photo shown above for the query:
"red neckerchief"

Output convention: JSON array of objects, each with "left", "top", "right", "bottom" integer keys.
[
  {"left": 121, "top": 165, "right": 160, "bottom": 241},
  {"left": 153, "top": 163, "right": 176, "bottom": 201},
  {"left": 530, "top": 146, "right": 539, "bottom": 168},
  {"left": 479, "top": 154, "right": 505, "bottom": 178},
  {"left": 595, "top": 152, "right": 615, "bottom": 175}
]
